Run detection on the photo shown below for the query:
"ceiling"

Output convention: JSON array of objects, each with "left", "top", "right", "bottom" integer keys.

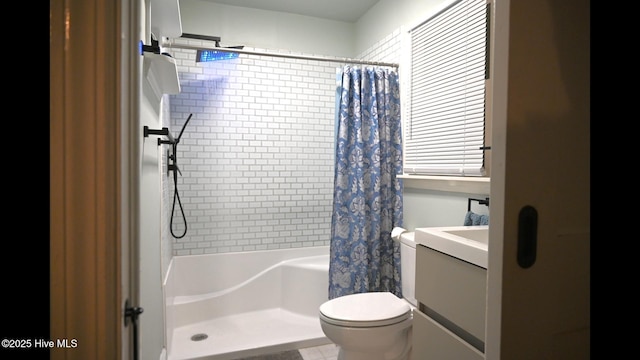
[{"left": 201, "top": 0, "right": 381, "bottom": 23}]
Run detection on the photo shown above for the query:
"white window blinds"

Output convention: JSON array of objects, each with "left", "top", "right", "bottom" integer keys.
[{"left": 405, "top": 0, "right": 489, "bottom": 176}]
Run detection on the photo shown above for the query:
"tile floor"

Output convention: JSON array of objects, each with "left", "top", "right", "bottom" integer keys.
[{"left": 298, "top": 343, "right": 339, "bottom": 360}]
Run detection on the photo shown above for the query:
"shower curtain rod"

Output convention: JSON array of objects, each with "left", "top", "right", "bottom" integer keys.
[{"left": 162, "top": 42, "right": 399, "bottom": 68}]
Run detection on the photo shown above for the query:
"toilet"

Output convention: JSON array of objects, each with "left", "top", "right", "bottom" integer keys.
[{"left": 319, "top": 231, "right": 417, "bottom": 360}]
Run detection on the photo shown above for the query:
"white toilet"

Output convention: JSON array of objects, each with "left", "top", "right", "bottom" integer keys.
[{"left": 319, "top": 231, "right": 417, "bottom": 360}]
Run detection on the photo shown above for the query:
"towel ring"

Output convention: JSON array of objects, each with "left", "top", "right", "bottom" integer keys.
[{"left": 468, "top": 197, "right": 490, "bottom": 211}]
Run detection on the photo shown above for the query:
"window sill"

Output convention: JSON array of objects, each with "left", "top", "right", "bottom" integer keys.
[{"left": 397, "top": 174, "right": 490, "bottom": 195}]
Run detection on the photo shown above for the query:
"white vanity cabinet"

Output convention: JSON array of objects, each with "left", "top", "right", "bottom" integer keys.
[{"left": 411, "top": 244, "right": 487, "bottom": 360}]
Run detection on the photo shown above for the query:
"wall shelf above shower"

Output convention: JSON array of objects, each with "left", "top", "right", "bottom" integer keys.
[
  {"left": 143, "top": 52, "right": 181, "bottom": 100},
  {"left": 150, "top": 0, "right": 182, "bottom": 39}
]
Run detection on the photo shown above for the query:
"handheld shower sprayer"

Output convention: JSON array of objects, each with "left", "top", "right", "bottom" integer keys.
[
  {"left": 167, "top": 113, "right": 192, "bottom": 177},
  {"left": 142, "top": 113, "right": 193, "bottom": 239},
  {"left": 169, "top": 113, "right": 193, "bottom": 239}
]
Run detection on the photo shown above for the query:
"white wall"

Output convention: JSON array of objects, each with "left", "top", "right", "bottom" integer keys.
[
  {"left": 403, "top": 189, "right": 490, "bottom": 231},
  {"left": 139, "top": 1, "right": 168, "bottom": 359},
  {"left": 354, "top": 0, "right": 452, "bottom": 56},
  {"left": 161, "top": 99, "right": 173, "bottom": 278},
  {"left": 179, "top": 0, "right": 453, "bottom": 59},
  {"left": 179, "top": 0, "right": 356, "bottom": 57},
  {"left": 140, "top": 78, "right": 166, "bottom": 360}
]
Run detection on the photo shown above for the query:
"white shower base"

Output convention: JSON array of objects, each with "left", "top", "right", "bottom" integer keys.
[
  {"left": 165, "top": 247, "right": 332, "bottom": 360},
  {"left": 170, "top": 308, "right": 327, "bottom": 360}
]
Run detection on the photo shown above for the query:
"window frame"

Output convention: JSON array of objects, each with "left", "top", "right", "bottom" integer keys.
[{"left": 401, "top": 0, "right": 492, "bottom": 184}]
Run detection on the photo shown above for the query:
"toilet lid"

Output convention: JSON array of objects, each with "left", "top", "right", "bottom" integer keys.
[{"left": 319, "top": 292, "right": 411, "bottom": 327}]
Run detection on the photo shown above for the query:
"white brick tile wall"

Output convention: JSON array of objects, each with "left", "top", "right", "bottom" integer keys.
[{"left": 166, "top": 40, "right": 334, "bottom": 255}]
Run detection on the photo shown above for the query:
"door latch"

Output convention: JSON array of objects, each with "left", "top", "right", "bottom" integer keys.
[{"left": 124, "top": 299, "right": 144, "bottom": 360}]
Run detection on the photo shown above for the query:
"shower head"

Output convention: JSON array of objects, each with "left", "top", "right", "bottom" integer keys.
[
  {"left": 180, "top": 33, "right": 245, "bottom": 62},
  {"left": 196, "top": 49, "right": 241, "bottom": 62}
]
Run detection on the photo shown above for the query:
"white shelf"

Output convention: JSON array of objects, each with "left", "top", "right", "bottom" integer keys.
[
  {"left": 150, "top": 0, "right": 182, "bottom": 39},
  {"left": 143, "top": 52, "right": 181, "bottom": 99},
  {"left": 398, "top": 175, "right": 490, "bottom": 195}
]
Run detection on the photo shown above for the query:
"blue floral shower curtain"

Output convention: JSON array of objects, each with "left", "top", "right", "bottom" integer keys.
[{"left": 328, "top": 65, "right": 403, "bottom": 300}]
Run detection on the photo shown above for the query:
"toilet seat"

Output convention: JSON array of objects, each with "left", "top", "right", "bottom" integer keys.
[{"left": 319, "top": 292, "right": 411, "bottom": 328}]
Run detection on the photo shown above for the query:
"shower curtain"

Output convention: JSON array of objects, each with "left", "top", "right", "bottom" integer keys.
[{"left": 328, "top": 65, "right": 403, "bottom": 300}]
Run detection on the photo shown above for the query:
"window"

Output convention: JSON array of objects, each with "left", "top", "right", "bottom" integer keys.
[{"left": 404, "top": 0, "right": 490, "bottom": 177}]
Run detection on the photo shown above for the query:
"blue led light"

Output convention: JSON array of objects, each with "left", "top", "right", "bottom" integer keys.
[{"left": 197, "top": 50, "right": 239, "bottom": 62}]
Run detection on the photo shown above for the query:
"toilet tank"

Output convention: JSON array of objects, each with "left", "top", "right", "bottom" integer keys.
[{"left": 399, "top": 232, "right": 417, "bottom": 307}]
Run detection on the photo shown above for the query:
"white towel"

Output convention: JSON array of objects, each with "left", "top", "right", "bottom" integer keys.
[{"left": 391, "top": 227, "right": 407, "bottom": 241}]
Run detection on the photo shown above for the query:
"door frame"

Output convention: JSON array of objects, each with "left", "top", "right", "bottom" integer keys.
[{"left": 50, "top": 0, "right": 141, "bottom": 358}]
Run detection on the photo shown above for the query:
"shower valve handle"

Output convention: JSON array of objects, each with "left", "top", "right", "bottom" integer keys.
[
  {"left": 125, "top": 305, "right": 144, "bottom": 324},
  {"left": 169, "top": 163, "right": 182, "bottom": 176}
]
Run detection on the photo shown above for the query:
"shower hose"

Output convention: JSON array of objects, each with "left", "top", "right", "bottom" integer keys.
[
  {"left": 170, "top": 113, "right": 192, "bottom": 239},
  {"left": 170, "top": 164, "right": 187, "bottom": 239}
]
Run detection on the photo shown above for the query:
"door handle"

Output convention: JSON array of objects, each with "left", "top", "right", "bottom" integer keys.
[{"left": 517, "top": 205, "right": 537, "bottom": 268}]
